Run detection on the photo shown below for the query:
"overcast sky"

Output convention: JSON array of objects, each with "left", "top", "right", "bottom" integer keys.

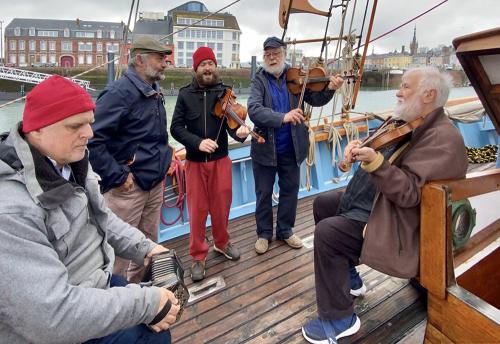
[{"left": 2, "top": 0, "right": 499, "bottom": 62}]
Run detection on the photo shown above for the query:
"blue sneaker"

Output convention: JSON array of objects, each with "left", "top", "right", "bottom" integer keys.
[
  {"left": 350, "top": 267, "right": 366, "bottom": 297},
  {"left": 302, "top": 314, "right": 361, "bottom": 344}
]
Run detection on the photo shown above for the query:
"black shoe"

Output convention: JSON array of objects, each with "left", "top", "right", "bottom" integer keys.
[
  {"left": 191, "top": 260, "right": 205, "bottom": 282},
  {"left": 214, "top": 243, "right": 240, "bottom": 261}
]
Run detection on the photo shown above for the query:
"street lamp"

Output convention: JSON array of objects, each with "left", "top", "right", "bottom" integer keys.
[{"left": 0, "top": 20, "right": 4, "bottom": 65}]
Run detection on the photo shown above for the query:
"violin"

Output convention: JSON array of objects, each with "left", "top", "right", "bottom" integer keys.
[
  {"left": 286, "top": 67, "right": 356, "bottom": 95},
  {"left": 214, "top": 88, "right": 265, "bottom": 144},
  {"left": 338, "top": 116, "right": 424, "bottom": 172}
]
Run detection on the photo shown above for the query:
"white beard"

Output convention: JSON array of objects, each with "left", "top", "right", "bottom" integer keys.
[
  {"left": 263, "top": 60, "right": 285, "bottom": 77},
  {"left": 145, "top": 64, "right": 165, "bottom": 81},
  {"left": 393, "top": 95, "right": 424, "bottom": 122}
]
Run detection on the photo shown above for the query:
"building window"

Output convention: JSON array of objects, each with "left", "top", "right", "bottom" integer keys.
[
  {"left": 14, "top": 27, "right": 21, "bottom": 36},
  {"left": 178, "top": 58, "right": 184, "bottom": 66},
  {"left": 217, "top": 31, "right": 223, "bottom": 39},
  {"left": 178, "top": 30, "right": 185, "bottom": 38},
  {"left": 19, "top": 40, "right": 25, "bottom": 50},
  {"left": 217, "top": 43, "right": 223, "bottom": 51},
  {"left": 50, "top": 54, "right": 56, "bottom": 64},
  {"left": 40, "top": 41, "right": 47, "bottom": 51},
  {"left": 207, "top": 42, "right": 215, "bottom": 50},
  {"left": 232, "top": 32, "right": 237, "bottom": 40},
  {"left": 196, "top": 42, "right": 205, "bottom": 48},
  {"left": 19, "top": 54, "right": 26, "bottom": 64},
  {"left": 97, "top": 43, "right": 103, "bottom": 52},
  {"left": 78, "top": 42, "right": 92, "bottom": 52},
  {"left": 29, "top": 27, "right": 35, "bottom": 36},
  {"left": 232, "top": 44, "right": 238, "bottom": 52},
  {"left": 177, "top": 41, "right": 184, "bottom": 50},
  {"left": 106, "top": 43, "right": 119, "bottom": 52},
  {"left": 86, "top": 55, "right": 93, "bottom": 64},
  {"left": 40, "top": 54, "right": 47, "bottom": 64},
  {"left": 75, "top": 31, "right": 95, "bottom": 38},
  {"left": 78, "top": 55, "right": 85, "bottom": 64},
  {"left": 186, "top": 41, "right": 194, "bottom": 50},
  {"left": 9, "top": 40, "right": 17, "bottom": 51},
  {"left": 49, "top": 41, "right": 56, "bottom": 51},
  {"left": 177, "top": 51, "right": 183, "bottom": 58},
  {"left": 217, "top": 52, "right": 222, "bottom": 60},
  {"left": 186, "top": 57, "right": 192, "bottom": 66},
  {"left": 110, "top": 30, "right": 115, "bottom": 39},
  {"left": 38, "top": 31, "right": 58, "bottom": 37},
  {"left": 62, "top": 41, "right": 72, "bottom": 51},
  {"left": 97, "top": 30, "right": 102, "bottom": 38},
  {"left": 29, "top": 41, "right": 36, "bottom": 51},
  {"left": 64, "top": 28, "right": 70, "bottom": 37},
  {"left": 9, "top": 54, "right": 16, "bottom": 64}
]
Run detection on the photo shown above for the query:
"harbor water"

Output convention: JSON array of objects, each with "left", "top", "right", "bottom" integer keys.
[{"left": 0, "top": 86, "right": 478, "bottom": 146}]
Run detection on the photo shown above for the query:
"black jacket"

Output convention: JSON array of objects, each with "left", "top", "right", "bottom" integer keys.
[
  {"left": 170, "top": 78, "right": 246, "bottom": 162},
  {"left": 247, "top": 66, "right": 335, "bottom": 166}
]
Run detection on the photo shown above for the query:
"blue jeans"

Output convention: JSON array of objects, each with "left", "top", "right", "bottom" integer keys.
[{"left": 83, "top": 275, "right": 172, "bottom": 344}]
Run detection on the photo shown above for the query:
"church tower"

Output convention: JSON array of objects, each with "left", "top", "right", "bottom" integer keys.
[{"left": 410, "top": 26, "right": 418, "bottom": 56}]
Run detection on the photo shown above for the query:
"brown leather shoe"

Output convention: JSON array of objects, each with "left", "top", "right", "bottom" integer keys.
[
  {"left": 284, "top": 234, "right": 303, "bottom": 249},
  {"left": 255, "top": 238, "right": 269, "bottom": 254}
]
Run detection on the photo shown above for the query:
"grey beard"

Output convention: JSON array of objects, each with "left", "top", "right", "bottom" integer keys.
[
  {"left": 263, "top": 61, "right": 285, "bottom": 77},
  {"left": 145, "top": 65, "right": 165, "bottom": 81}
]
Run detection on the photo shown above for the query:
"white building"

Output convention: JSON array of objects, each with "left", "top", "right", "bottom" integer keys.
[{"left": 166, "top": 1, "right": 241, "bottom": 68}]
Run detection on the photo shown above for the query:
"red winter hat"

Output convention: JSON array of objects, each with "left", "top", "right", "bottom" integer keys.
[
  {"left": 192, "top": 46, "right": 217, "bottom": 71},
  {"left": 22, "top": 75, "right": 95, "bottom": 133}
]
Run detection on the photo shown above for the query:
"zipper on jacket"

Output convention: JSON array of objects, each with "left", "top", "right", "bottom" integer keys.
[{"left": 204, "top": 91, "right": 208, "bottom": 162}]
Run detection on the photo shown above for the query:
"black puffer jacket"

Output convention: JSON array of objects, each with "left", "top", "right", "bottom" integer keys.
[{"left": 170, "top": 78, "right": 246, "bottom": 162}]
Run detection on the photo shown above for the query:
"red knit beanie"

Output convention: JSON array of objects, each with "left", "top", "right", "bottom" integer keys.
[
  {"left": 192, "top": 46, "right": 217, "bottom": 71},
  {"left": 22, "top": 75, "right": 95, "bottom": 133}
]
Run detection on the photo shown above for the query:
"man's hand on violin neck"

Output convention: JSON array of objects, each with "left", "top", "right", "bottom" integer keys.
[
  {"left": 283, "top": 109, "right": 305, "bottom": 125},
  {"left": 328, "top": 74, "right": 344, "bottom": 91},
  {"left": 199, "top": 139, "right": 219, "bottom": 153},
  {"left": 351, "top": 146, "right": 378, "bottom": 163},
  {"left": 236, "top": 126, "right": 250, "bottom": 139}
]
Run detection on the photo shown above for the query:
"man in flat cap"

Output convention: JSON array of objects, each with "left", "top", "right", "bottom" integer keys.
[
  {"left": 88, "top": 36, "right": 173, "bottom": 282},
  {"left": 248, "top": 36, "right": 344, "bottom": 254},
  {"left": 0, "top": 75, "right": 179, "bottom": 343}
]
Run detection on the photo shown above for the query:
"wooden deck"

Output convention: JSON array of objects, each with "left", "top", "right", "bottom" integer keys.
[{"left": 163, "top": 195, "right": 427, "bottom": 343}]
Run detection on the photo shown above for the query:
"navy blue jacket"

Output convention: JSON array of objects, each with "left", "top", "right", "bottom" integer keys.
[
  {"left": 247, "top": 66, "right": 335, "bottom": 166},
  {"left": 88, "top": 68, "right": 171, "bottom": 193}
]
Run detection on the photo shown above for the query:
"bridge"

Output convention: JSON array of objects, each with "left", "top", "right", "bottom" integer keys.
[{"left": 0, "top": 66, "right": 94, "bottom": 91}]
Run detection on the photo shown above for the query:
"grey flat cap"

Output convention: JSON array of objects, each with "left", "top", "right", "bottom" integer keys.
[
  {"left": 263, "top": 36, "right": 286, "bottom": 49},
  {"left": 131, "top": 36, "right": 172, "bottom": 57}
]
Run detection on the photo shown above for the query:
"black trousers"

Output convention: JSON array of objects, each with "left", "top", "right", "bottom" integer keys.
[
  {"left": 313, "top": 191, "right": 365, "bottom": 319},
  {"left": 252, "top": 151, "right": 300, "bottom": 241}
]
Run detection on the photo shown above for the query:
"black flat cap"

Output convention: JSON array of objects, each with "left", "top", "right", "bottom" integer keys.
[
  {"left": 131, "top": 36, "right": 172, "bottom": 57},
  {"left": 263, "top": 36, "right": 286, "bottom": 49}
]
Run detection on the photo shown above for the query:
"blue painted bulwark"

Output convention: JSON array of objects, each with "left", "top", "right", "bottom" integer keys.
[{"left": 158, "top": 118, "right": 494, "bottom": 242}]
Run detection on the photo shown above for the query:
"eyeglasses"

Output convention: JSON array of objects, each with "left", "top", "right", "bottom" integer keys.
[{"left": 263, "top": 51, "right": 282, "bottom": 59}]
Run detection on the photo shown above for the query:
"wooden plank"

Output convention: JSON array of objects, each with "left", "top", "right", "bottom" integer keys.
[
  {"left": 420, "top": 184, "right": 447, "bottom": 299},
  {"left": 440, "top": 169, "right": 500, "bottom": 201},
  {"left": 396, "top": 319, "right": 426, "bottom": 344},
  {"left": 424, "top": 322, "right": 454, "bottom": 344},
  {"left": 426, "top": 293, "right": 500, "bottom": 343}
]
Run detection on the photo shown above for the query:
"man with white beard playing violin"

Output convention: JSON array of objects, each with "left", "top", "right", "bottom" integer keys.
[
  {"left": 170, "top": 47, "right": 249, "bottom": 282},
  {"left": 302, "top": 67, "right": 468, "bottom": 343},
  {"left": 248, "top": 36, "right": 344, "bottom": 256}
]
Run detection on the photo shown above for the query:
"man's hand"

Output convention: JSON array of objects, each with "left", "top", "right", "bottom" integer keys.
[
  {"left": 235, "top": 126, "right": 250, "bottom": 139},
  {"left": 144, "top": 245, "right": 168, "bottom": 267},
  {"left": 149, "top": 288, "right": 180, "bottom": 333},
  {"left": 118, "top": 173, "right": 134, "bottom": 192},
  {"left": 351, "top": 146, "right": 378, "bottom": 163},
  {"left": 283, "top": 109, "right": 305, "bottom": 126},
  {"left": 343, "top": 139, "right": 362, "bottom": 163},
  {"left": 328, "top": 74, "right": 344, "bottom": 90},
  {"left": 199, "top": 139, "right": 219, "bottom": 153}
]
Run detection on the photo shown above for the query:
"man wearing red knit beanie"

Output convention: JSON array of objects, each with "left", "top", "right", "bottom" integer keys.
[
  {"left": 171, "top": 46, "right": 249, "bottom": 282},
  {"left": 0, "top": 75, "right": 179, "bottom": 343}
]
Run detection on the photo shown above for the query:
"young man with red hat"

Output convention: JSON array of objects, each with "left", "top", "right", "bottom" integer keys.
[
  {"left": 171, "top": 47, "right": 249, "bottom": 282},
  {"left": 0, "top": 75, "right": 180, "bottom": 343},
  {"left": 88, "top": 37, "right": 173, "bottom": 283}
]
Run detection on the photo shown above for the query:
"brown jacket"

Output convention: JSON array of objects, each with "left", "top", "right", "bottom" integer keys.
[{"left": 360, "top": 107, "right": 468, "bottom": 278}]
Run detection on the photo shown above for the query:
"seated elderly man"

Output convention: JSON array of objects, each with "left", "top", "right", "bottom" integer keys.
[
  {"left": 302, "top": 67, "right": 468, "bottom": 343},
  {"left": 0, "top": 75, "right": 179, "bottom": 344}
]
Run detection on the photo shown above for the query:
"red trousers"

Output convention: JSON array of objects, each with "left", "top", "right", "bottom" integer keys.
[{"left": 186, "top": 156, "right": 232, "bottom": 261}]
